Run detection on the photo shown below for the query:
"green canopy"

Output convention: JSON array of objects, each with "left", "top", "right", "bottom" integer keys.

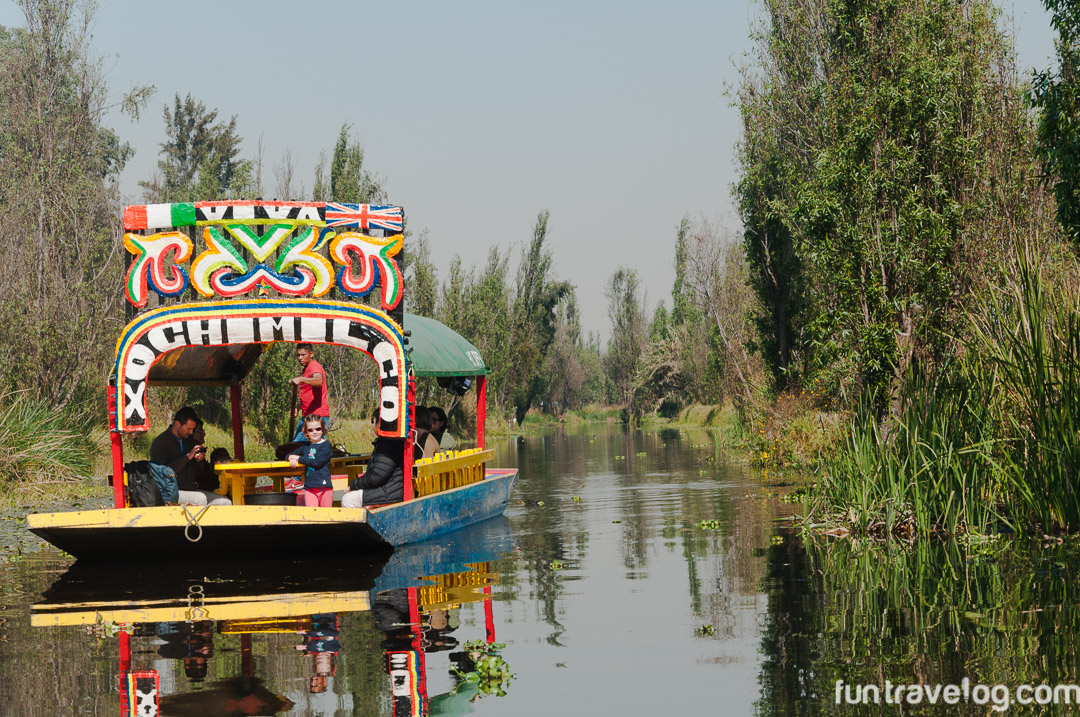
[{"left": 404, "top": 312, "right": 488, "bottom": 377}]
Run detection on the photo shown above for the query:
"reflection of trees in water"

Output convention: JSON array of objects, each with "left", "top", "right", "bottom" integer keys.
[
  {"left": 0, "top": 555, "right": 117, "bottom": 715},
  {"left": 513, "top": 428, "right": 590, "bottom": 647},
  {"left": 510, "top": 423, "right": 782, "bottom": 647},
  {"left": 755, "top": 534, "right": 1080, "bottom": 715},
  {"left": 755, "top": 531, "right": 821, "bottom": 716},
  {"left": 632, "top": 427, "right": 777, "bottom": 636}
]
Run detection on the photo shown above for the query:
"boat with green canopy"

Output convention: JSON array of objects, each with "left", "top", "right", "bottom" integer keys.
[{"left": 27, "top": 198, "right": 517, "bottom": 561}]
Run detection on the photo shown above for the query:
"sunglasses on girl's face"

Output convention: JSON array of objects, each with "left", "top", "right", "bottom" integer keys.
[{"left": 305, "top": 427, "right": 323, "bottom": 433}]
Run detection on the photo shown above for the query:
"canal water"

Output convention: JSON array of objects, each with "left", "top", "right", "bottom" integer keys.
[{"left": 0, "top": 424, "right": 1078, "bottom": 715}]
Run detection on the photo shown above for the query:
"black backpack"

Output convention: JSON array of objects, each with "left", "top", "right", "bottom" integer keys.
[{"left": 125, "top": 460, "right": 165, "bottom": 507}]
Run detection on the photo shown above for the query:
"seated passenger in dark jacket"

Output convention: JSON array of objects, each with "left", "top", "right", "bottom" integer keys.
[{"left": 341, "top": 437, "right": 405, "bottom": 508}]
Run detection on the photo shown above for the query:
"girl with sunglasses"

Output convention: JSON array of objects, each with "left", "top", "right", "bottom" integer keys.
[{"left": 288, "top": 415, "right": 335, "bottom": 507}]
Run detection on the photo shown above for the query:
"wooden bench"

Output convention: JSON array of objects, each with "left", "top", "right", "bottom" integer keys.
[{"left": 413, "top": 449, "right": 494, "bottom": 498}]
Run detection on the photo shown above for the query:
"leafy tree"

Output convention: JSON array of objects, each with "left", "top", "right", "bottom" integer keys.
[
  {"left": 605, "top": 267, "right": 647, "bottom": 417},
  {"left": 437, "top": 248, "right": 513, "bottom": 415},
  {"left": 736, "top": 148, "right": 804, "bottom": 388},
  {"left": 649, "top": 302, "right": 670, "bottom": 342},
  {"left": 405, "top": 229, "right": 439, "bottom": 317},
  {"left": 633, "top": 300, "right": 683, "bottom": 416},
  {"left": 0, "top": 0, "right": 150, "bottom": 408},
  {"left": 578, "top": 333, "right": 613, "bottom": 405},
  {"left": 141, "top": 93, "right": 250, "bottom": 201},
  {"left": 737, "top": 0, "right": 1047, "bottom": 410},
  {"left": 1032, "top": 0, "right": 1080, "bottom": 248},
  {"left": 541, "top": 292, "right": 587, "bottom": 416},
  {"left": 506, "top": 211, "right": 572, "bottom": 424},
  {"left": 666, "top": 218, "right": 718, "bottom": 405},
  {"left": 313, "top": 123, "right": 384, "bottom": 204},
  {"left": 635, "top": 220, "right": 760, "bottom": 415}
]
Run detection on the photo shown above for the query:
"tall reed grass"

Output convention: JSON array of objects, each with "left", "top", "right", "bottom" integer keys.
[
  {"left": 0, "top": 392, "right": 93, "bottom": 495},
  {"left": 815, "top": 248, "right": 1080, "bottom": 535},
  {"left": 813, "top": 360, "right": 1007, "bottom": 536},
  {"left": 970, "top": 250, "right": 1080, "bottom": 531}
]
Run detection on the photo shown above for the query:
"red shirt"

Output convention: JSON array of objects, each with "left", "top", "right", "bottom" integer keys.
[{"left": 299, "top": 359, "right": 330, "bottom": 417}]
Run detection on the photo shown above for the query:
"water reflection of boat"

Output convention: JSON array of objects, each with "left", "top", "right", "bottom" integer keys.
[
  {"left": 32, "top": 517, "right": 516, "bottom": 716},
  {"left": 27, "top": 198, "right": 517, "bottom": 560}
]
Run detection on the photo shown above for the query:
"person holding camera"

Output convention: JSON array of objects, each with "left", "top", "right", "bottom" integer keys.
[{"left": 149, "top": 407, "right": 232, "bottom": 506}]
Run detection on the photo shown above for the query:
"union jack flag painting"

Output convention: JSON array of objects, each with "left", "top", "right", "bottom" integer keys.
[{"left": 325, "top": 203, "right": 404, "bottom": 232}]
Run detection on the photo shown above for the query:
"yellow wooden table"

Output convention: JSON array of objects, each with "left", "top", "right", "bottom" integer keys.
[
  {"left": 215, "top": 461, "right": 301, "bottom": 505},
  {"left": 328, "top": 453, "right": 371, "bottom": 486},
  {"left": 216, "top": 454, "right": 371, "bottom": 505}
]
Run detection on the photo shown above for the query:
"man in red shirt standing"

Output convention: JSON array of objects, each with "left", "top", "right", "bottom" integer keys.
[{"left": 291, "top": 343, "right": 331, "bottom": 441}]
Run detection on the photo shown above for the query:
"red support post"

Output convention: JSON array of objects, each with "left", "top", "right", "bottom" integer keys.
[
  {"left": 476, "top": 375, "right": 486, "bottom": 450},
  {"left": 108, "top": 384, "right": 125, "bottom": 509},
  {"left": 118, "top": 630, "right": 131, "bottom": 717},
  {"left": 483, "top": 584, "right": 495, "bottom": 644},
  {"left": 407, "top": 587, "right": 429, "bottom": 712},
  {"left": 241, "top": 634, "right": 254, "bottom": 679},
  {"left": 402, "top": 376, "right": 415, "bottom": 501},
  {"left": 230, "top": 383, "right": 245, "bottom": 461}
]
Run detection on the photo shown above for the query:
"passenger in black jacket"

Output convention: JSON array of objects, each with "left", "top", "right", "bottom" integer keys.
[
  {"left": 341, "top": 437, "right": 405, "bottom": 508},
  {"left": 149, "top": 407, "right": 231, "bottom": 506}
]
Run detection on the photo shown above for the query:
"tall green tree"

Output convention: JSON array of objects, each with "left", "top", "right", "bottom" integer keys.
[
  {"left": 313, "top": 123, "right": 384, "bottom": 204},
  {"left": 0, "top": 0, "right": 150, "bottom": 408},
  {"left": 506, "top": 211, "right": 572, "bottom": 424},
  {"left": 737, "top": 0, "right": 1046, "bottom": 407},
  {"left": 1032, "top": 0, "right": 1080, "bottom": 248},
  {"left": 142, "top": 93, "right": 251, "bottom": 202},
  {"left": 605, "top": 267, "right": 647, "bottom": 416},
  {"left": 430, "top": 247, "right": 512, "bottom": 416},
  {"left": 405, "top": 229, "right": 439, "bottom": 318},
  {"left": 541, "top": 291, "right": 588, "bottom": 416},
  {"left": 668, "top": 218, "right": 720, "bottom": 404}
]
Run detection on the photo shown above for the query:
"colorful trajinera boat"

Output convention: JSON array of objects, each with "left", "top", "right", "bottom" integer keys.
[{"left": 27, "top": 199, "right": 517, "bottom": 560}]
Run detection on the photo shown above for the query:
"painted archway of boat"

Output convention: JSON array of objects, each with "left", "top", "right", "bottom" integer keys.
[{"left": 112, "top": 298, "right": 408, "bottom": 437}]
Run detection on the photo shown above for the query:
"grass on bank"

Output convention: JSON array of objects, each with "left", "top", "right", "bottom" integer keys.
[
  {"left": 514, "top": 406, "right": 622, "bottom": 432},
  {"left": 0, "top": 392, "right": 102, "bottom": 508}
]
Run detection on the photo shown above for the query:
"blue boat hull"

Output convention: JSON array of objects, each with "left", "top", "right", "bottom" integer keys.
[{"left": 367, "top": 469, "right": 518, "bottom": 546}]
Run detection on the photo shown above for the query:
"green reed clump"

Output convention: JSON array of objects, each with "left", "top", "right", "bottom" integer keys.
[
  {"left": 815, "top": 359, "right": 1007, "bottom": 537},
  {"left": 0, "top": 392, "right": 93, "bottom": 494},
  {"left": 970, "top": 250, "right": 1080, "bottom": 531}
]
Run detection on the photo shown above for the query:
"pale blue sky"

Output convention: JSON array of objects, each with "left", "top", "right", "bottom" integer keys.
[{"left": 0, "top": 0, "right": 1057, "bottom": 336}]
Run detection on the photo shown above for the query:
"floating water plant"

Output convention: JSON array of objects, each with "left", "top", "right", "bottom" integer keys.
[{"left": 451, "top": 639, "right": 515, "bottom": 698}]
